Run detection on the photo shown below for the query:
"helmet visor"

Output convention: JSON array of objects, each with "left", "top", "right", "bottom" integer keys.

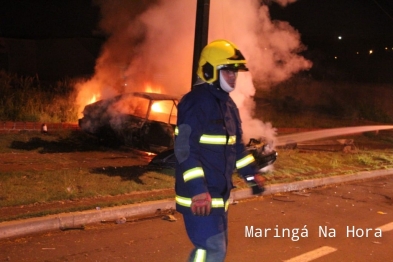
[{"left": 218, "top": 63, "right": 248, "bottom": 72}]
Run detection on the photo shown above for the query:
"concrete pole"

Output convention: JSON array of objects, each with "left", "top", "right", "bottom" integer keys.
[{"left": 191, "top": 0, "right": 210, "bottom": 89}]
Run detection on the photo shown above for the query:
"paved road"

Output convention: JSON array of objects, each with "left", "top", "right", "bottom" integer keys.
[{"left": 1, "top": 175, "right": 392, "bottom": 262}]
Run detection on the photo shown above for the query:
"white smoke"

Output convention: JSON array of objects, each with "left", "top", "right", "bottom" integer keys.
[
  {"left": 208, "top": 0, "right": 312, "bottom": 144},
  {"left": 77, "top": 0, "right": 312, "bottom": 146}
]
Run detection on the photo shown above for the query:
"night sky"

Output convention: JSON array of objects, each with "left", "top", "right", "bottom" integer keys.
[
  {"left": 1, "top": 0, "right": 392, "bottom": 82},
  {"left": 0, "top": 0, "right": 101, "bottom": 38},
  {"left": 269, "top": 0, "right": 393, "bottom": 82},
  {"left": 270, "top": 0, "right": 393, "bottom": 45},
  {"left": 2, "top": 0, "right": 391, "bottom": 41}
]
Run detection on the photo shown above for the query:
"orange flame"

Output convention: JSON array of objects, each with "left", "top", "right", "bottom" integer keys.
[
  {"left": 151, "top": 102, "right": 163, "bottom": 112},
  {"left": 145, "top": 83, "right": 164, "bottom": 113},
  {"left": 144, "top": 82, "right": 162, "bottom": 94},
  {"left": 88, "top": 94, "right": 98, "bottom": 105},
  {"left": 76, "top": 79, "right": 104, "bottom": 118}
]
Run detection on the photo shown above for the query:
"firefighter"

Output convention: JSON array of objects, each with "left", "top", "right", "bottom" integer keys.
[{"left": 174, "top": 39, "right": 265, "bottom": 262}]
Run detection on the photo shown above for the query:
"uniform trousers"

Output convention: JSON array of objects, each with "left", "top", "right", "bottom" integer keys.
[{"left": 183, "top": 212, "right": 228, "bottom": 262}]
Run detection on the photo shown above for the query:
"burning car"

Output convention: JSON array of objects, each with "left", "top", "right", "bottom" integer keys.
[
  {"left": 79, "top": 91, "right": 277, "bottom": 169},
  {"left": 78, "top": 92, "right": 179, "bottom": 153}
]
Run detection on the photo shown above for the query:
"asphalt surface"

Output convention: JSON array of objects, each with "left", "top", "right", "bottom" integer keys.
[{"left": 0, "top": 170, "right": 392, "bottom": 261}]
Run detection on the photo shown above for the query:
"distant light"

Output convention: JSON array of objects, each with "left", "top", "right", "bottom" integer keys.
[
  {"left": 338, "top": 36, "right": 342, "bottom": 40},
  {"left": 334, "top": 56, "right": 338, "bottom": 59},
  {"left": 356, "top": 52, "right": 359, "bottom": 55},
  {"left": 369, "top": 50, "right": 373, "bottom": 54}
]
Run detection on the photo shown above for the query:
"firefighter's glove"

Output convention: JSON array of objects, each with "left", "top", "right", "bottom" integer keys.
[
  {"left": 246, "top": 174, "right": 266, "bottom": 195},
  {"left": 191, "top": 192, "right": 212, "bottom": 216}
]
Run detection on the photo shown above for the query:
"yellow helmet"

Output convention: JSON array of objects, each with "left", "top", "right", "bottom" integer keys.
[{"left": 197, "top": 39, "right": 248, "bottom": 83}]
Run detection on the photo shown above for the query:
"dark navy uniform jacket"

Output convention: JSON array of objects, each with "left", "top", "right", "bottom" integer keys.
[{"left": 174, "top": 82, "right": 259, "bottom": 215}]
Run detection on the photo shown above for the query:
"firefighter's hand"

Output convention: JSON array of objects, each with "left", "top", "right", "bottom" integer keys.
[
  {"left": 254, "top": 174, "right": 265, "bottom": 188},
  {"left": 251, "top": 174, "right": 265, "bottom": 195},
  {"left": 191, "top": 192, "right": 212, "bottom": 216}
]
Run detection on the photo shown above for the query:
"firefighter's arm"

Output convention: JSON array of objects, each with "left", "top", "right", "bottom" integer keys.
[
  {"left": 174, "top": 101, "right": 209, "bottom": 197},
  {"left": 232, "top": 106, "right": 265, "bottom": 194},
  {"left": 175, "top": 123, "right": 212, "bottom": 215},
  {"left": 236, "top": 142, "right": 265, "bottom": 195}
]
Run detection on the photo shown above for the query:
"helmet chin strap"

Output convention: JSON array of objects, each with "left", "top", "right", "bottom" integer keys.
[{"left": 219, "top": 71, "right": 234, "bottom": 93}]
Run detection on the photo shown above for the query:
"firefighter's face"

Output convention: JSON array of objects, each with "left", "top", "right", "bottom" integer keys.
[{"left": 220, "top": 69, "right": 238, "bottom": 88}]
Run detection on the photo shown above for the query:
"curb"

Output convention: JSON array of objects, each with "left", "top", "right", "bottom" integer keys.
[
  {"left": 0, "top": 122, "right": 79, "bottom": 134},
  {"left": 1, "top": 168, "right": 393, "bottom": 240}
]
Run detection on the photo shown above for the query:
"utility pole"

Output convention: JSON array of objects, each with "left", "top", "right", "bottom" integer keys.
[{"left": 191, "top": 0, "right": 210, "bottom": 89}]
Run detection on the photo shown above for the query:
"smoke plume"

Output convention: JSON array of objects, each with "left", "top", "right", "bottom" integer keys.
[{"left": 76, "top": 0, "right": 312, "bottom": 145}]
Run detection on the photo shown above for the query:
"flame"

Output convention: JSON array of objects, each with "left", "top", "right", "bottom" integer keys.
[
  {"left": 144, "top": 82, "right": 162, "bottom": 94},
  {"left": 144, "top": 83, "right": 164, "bottom": 113},
  {"left": 76, "top": 78, "right": 105, "bottom": 118},
  {"left": 151, "top": 102, "right": 163, "bottom": 112},
  {"left": 77, "top": 90, "right": 102, "bottom": 118},
  {"left": 89, "top": 94, "right": 98, "bottom": 104}
]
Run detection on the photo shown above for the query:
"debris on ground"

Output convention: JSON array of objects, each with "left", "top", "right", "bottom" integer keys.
[
  {"left": 116, "top": 217, "right": 127, "bottom": 224},
  {"left": 60, "top": 225, "right": 85, "bottom": 231},
  {"left": 162, "top": 215, "right": 177, "bottom": 222},
  {"left": 292, "top": 191, "right": 311, "bottom": 197},
  {"left": 272, "top": 194, "right": 295, "bottom": 202}
]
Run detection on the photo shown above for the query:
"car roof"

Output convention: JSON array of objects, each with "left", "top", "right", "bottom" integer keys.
[
  {"left": 131, "top": 92, "right": 179, "bottom": 101},
  {"left": 86, "top": 92, "right": 179, "bottom": 109}
]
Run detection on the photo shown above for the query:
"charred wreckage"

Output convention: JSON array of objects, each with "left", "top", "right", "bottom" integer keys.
[{"left": 78, "top": 92, "right": 277, "bottom": 169}]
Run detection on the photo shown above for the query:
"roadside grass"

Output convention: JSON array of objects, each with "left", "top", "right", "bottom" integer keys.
[
  {"left": 0, "top": 168, "right": 175, "bottom": 207},
  {"left": 1, "top": 129, "right": 393, "bottom": 222},
  {"left": 0, "top": 71, "right": 79, "bottom": 123},
  {"left": 263, "top": 149, "right": 393, "bottom": 184}
]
